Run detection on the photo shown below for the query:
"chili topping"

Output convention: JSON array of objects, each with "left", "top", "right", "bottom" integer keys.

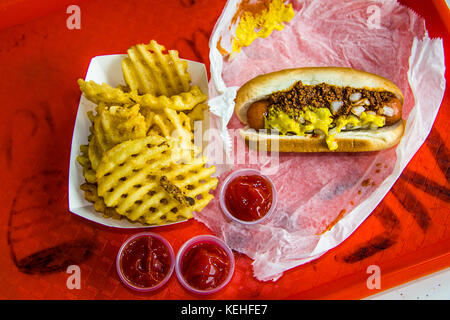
[{"left": 269, "top": 80, "right": 396, "bottom": 117}]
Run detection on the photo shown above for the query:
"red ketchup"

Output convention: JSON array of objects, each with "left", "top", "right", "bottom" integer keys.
[
  {"left": 224, "top": 175, "right": 273, "bottom": 222},
  {"left": 120, "top": 236, "right": 172, "bottom": 288},
  {"left": 180, "top": 242, "right": 230, "bottom": 290}
]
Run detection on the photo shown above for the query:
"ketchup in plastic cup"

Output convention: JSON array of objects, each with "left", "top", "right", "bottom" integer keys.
[
  {"left": 175, "top": 235, "right": 234, "bottom": 295},
  {"left": 219, "top": 169, "right": 277, "bottom": 225},
  {"left": 116, "top": 232, "right": 174, "bottom": 292}
]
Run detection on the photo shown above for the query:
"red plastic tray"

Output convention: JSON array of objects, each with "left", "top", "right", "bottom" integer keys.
[{"left": 0, "top": 0, "right": 448, "bottom": 300}]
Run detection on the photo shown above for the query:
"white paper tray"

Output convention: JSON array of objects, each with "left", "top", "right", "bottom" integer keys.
[{"left": 68, "top": 54, "right": 208, "bottom": 228}]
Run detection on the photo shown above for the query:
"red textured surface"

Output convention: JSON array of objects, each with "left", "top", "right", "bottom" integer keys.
[{"left": 0, "top": 0, "right": 448, "bottom": 300}]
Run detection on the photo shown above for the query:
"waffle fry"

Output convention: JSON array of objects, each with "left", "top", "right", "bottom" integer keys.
[
  {"left": 149, "top": 107, "right": 196, "bottom": 162},
  {"left": 77, "top": 40, "right": 214, "bottom": 226},
  {"left": 95, "top": 136, "right": 217, "bottom": 225},
  {"left": 79, "top": 79, "right": 206, "bottom": 112},
  {"left": 88, "top": 103, "right": 148, "bottom": 171},
  {"left": 131, "top": 85, "right": 207, "bottom": 111},
  {"left": 186, "top": 103, "right": 207, "bottom": 127},
  {"left": 78, "top": 79, "right": 133, "bottom": 105},
  {"left": 77, "top": 144, "right": 96, "bottom": 183},
  {"left": 80, "top": 183, "right": 122, "bottom": 219},
  {"left": 122, "top": 40, "right": 191, "bottom": 96}
]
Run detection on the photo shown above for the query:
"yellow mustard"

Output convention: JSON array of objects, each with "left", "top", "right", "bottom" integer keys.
[
  {"left": 265, "top": 107, "right": 385, "bottom": 150},
  {"left": 232, "top": 0, "right": 295, "bottom": 54}
]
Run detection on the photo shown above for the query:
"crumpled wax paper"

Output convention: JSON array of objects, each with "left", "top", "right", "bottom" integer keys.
[{"left": 198, "top": 0, "right": 446, "bottom": 281}]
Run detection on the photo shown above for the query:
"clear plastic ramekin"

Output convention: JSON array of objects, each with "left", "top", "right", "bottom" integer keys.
[
  {"left": 116, "top": 232, "right": 175, "bottom": 292},
  {"left": 219, "top": 168, "right": 277, "bottom": 225},
  {"left": 175, "top": 235, "right": 235, "bottom": 295}
]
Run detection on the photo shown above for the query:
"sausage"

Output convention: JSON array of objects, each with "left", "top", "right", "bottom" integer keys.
[
  {"left": 247, "top": 97, "right": 401, "bottom": 129},
  {"left": 380, "top": 98, "right": 402, "bottom": 126},
  {"left": 246, "top": 100, "right": 269, "bottom": 130}
]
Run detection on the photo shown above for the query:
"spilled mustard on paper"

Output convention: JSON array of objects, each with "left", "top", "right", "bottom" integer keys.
[{"left": 231, "top": 0, "right": 295, "bottom": 54}]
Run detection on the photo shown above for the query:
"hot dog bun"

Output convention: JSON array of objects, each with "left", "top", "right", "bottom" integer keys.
[
  {"left": 240, "top": 120, "right": 405, "bottom": 152},
  {"left": 235, "top": 67, "right": 405, "bottom": 152},
  {"left": 235, "top": 67, "right": 404, "bottom": 123}
]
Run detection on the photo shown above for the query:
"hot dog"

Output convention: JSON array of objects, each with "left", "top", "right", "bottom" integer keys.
[{"left": 235, "top": 67, "right": 406, "bottom": 152}]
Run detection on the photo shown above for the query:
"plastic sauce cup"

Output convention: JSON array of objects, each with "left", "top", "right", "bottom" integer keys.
[
  {"left": 116, "top": 232, "right": 175, "bottom": 292},
  {"left": 219, "top": 168, "right": 277, "bottom": 225},
  {"left": 175, "top": 235, "right": 235, "bottom": 295}
]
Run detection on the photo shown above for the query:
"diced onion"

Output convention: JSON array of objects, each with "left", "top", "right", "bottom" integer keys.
[
  {"left": 331, "top": 101, "right": 343, "bottom": 114},
  {"left": 328, "top": 128, "right": 337, "bottom": 135},
  {"left": 313, "top": 129, "right": 324, "bottom": 136},
  {"left": 344, "top": 124, "right": 361, "bottom": 130},
  {"left": 370, "top": 123, "right": 380, "bottom": 130},
  {"left": 350, "top": 92, "right": 362, "bottom": 102},
  {"left": 383, "top": 106, "right": 394, "bottom": 117},
  {"left": 351, "top": 106, "right": 365, "bottom": 117}
]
